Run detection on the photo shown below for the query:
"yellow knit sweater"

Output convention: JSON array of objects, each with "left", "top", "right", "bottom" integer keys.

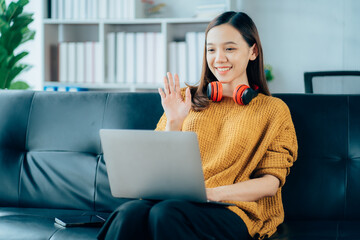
[{"left": 155, "top": 92, "right": 298, "bottom": 239}]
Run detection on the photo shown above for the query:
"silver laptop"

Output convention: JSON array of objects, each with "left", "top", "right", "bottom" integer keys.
[{"left": 99, "top": 129, "right": 234, "bottom": 206}]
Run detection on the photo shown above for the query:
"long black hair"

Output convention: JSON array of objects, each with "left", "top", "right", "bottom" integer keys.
[{"left": 189, "top": 11, "right": 270, "bottom": 111}]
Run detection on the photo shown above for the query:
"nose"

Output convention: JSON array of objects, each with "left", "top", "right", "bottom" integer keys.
[{"left": 215, "top": 50, "right": 227, "bottom": 63}]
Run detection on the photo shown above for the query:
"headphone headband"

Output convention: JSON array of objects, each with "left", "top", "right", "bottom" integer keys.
[{"left": 207, "top": 82, "right": 258, "bottom": 105}]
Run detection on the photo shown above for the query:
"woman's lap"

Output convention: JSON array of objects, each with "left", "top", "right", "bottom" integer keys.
[{"left": 97, "top": 199, "right": 250, "bottom": 240}]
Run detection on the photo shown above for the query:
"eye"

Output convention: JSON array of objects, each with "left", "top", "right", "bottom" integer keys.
[
  {"left": 226, "top": 48, "right": 236, "bottom": 51},
  {"left": 207, "top": 48, "right": 215, "bottom": 53}
]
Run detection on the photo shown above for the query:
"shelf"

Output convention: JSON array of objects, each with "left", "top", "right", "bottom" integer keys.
[
  {"left": 43, "top": 17, "right": 212, "bottom": 25},
  {"left": 42, "top": 0, "right": 219, "bottom": 92},
  {"left": 43, "top": 81, "right": 166, "bottom": 92}
]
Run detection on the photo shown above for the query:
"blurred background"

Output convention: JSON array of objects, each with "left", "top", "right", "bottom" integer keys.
[{"left": 14, "top": 0, "right": 360, "bottom": 93}]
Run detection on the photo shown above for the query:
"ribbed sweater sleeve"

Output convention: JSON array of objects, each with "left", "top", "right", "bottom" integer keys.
[
  {"left": 252, "top": 102, "right": 298, "bottom": 187},
  {"left": 155, "top": 113, "right": 166, "bottom": 131}
]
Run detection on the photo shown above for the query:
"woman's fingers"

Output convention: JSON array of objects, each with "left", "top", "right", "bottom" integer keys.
[
  {"left": 174, "top": 74, "right": 181, "bottom": 95},
  {"left": 163, "top": 76, "right": 170, "bottom": 95},
  {"left": 185, "top": 87, "right": 191, "bottom": 105},
  {"left": 158, "top": 88, "right": 165, "bottom": 99},
  {"left": 167, "top": 72, "right": 175, "bottom": 93}
]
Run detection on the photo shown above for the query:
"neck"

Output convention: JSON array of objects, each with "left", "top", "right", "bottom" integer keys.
[{"left": 221, "top": 78, "right": 250, "bottom": 98}]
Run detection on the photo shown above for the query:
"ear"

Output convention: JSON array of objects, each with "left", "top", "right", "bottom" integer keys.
[{"left": 249, "top": 44, "right": 258, "bottom": 61}]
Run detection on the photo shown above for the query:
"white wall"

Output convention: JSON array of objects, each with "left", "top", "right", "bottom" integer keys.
[
  {"left": 238, "top": 0, "right": 360, "bottom": 93},
  {"left": 15, "top": 0, "right": 43, "bottom": 90}
]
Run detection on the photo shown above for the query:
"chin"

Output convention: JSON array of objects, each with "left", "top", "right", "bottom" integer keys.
[{"left": 216, "top": 77, "right": 233, "bottom": 84}]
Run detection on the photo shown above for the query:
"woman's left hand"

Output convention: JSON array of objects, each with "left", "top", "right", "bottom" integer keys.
[{"left": 206, "top": 187, "right": 223, "bottom": 202}]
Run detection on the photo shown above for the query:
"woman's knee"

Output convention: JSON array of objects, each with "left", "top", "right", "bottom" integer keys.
[
  {"left": 115, "top": 199, "right": 153, "bottom": 218},
  {"left": 149, "top": 199, "right": 190, "bottom": 225}
]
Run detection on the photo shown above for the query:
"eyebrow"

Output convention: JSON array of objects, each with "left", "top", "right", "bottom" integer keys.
[{"left": 207, "top": 41, "right": 238, "bottom": 46}]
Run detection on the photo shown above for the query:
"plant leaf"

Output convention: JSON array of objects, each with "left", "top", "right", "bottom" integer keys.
[
  {"left": 20, "top": 29, "right": 35, "bottom": 44},
  {"left": 8, "top": 51, "right": 28, "bottom": 68},
  {"left": 17, "top": 0, "right": 29, "bottom": 7},
  {"left": 0, "top": 0, "right": 33, "bottom": 89},
  {"left": 6, "top": 30, "right": 22, "bottom": 53},
  {"left": 9, "top": 80, "right": 29, "bottom": 89},
  {"left": 0, "top": 15, "right": 9, "bottom": 32},
  {"left": 0, "top": 0, "right": 6, "bottom": 15},
  {"left": 11, "top": 14, "right": 34, "bottom": 30},
  {"left": 0, "top": 65, "right": 9, "bottom": 89},
  {"left": 0, "top": 45, "right": 7, "bottom": 65},
  {"left": 5, "top": 64, "right": 29, "bottom": 88},
  {"left": 6, "top": 2, "right": 23, "bottom": 21}
]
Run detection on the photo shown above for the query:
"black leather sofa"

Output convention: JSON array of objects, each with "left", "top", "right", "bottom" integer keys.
[{"left": 0, "top": 91, "right": 359, "bottom": 240}]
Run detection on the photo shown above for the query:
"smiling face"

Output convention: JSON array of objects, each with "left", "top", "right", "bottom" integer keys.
[{"left": 206, "top": 24, "right": 257, "bottom": 88}]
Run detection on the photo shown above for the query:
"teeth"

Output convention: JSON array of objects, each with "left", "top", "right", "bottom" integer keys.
[{"left": 217, "top": 67, "right": 231, "bottom": 72}]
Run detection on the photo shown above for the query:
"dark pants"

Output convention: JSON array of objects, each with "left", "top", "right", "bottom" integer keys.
[{"left": 97, "top": 199, "right": 250, "bottom": 240}]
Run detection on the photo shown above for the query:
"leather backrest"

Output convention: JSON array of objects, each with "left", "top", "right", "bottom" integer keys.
[
  {"left": 0, "top": 91, "right": 34, "bottom": 206},
  {"left": 275, "top": 94, "right": 360, "bottom": 221},
  {"left": 0, "top": 91, "right": 163, "bottom": 211}
]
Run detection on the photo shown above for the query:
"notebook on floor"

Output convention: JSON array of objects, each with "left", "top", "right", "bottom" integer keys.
[{"left": 99, "top": 129, "right": 234, "bottom": 206}]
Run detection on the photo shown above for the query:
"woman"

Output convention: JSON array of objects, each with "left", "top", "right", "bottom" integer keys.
[{"left": 98, "top": 11, "right": 297, "bottom": 240}]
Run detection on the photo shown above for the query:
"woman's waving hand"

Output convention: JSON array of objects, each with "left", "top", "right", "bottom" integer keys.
[{"left": 158, "top": 72, "right": 191, "bottom": 131}]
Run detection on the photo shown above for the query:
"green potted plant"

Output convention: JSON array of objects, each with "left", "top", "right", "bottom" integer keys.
[
  {"left": 0, "top": 0, "right": 35, "bottom": 90},
  {"left": 265, "top": 64, "right": 274, "bottom": 81}
]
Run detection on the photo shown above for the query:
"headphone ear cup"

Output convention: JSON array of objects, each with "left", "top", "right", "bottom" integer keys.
[
  {"left": 233, "top": 85, "right": 258, "bottom": 105},
  {"left": 207, "top": 82, "right": 223, "bottom": 102},
  {"left": 241, "top": 88, "right": 257, "bottom": 105},
  {"left": 233, "top": 85, "right": 248, "bottom": 105}
]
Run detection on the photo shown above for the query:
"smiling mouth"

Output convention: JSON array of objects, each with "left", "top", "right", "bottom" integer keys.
[{"left": 215, "top": 67, "right": 232, "bottom": 73}]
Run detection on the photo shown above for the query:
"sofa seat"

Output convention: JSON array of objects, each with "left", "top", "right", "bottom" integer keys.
[{"left": 0, "top": 208, "right": 109, "bottom": 240}]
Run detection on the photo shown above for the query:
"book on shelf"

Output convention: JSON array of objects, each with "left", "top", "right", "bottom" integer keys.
[
  {"left": 55, "top": 41, "right": 103, "bottom": 84},
  {"left": 64, "top": 0, "right": 72, "bottom": 19},
  {"left": 197, "top": 32, "right": 206, "bottom": 80},
  {"left": 186, "top": 32, "right": 198, "bottom": 85},
  {"left": 167, "top": 32, "right": 205, "bottom": 86},
  {"left": 177, "top": 42, "right": 188, "bottom": 85},
  {"left": 67, "top": 42, "right": 77, "bottom": 83},
  {"left": 52, "top": 31, "right": 205, "bottom": 89},
  {"left": 59, "top": 42, "right": 68, "bottom": 83},
  {"left": 155, "top": 32, "right": 165, "bottom": 85},
  {"left": 94, "top": 42, "right": 103, "bottom": 84},
  {"left": 55, "top": 0, "right": 62, "bottom": 19},
  {"left": 85, "top": 42, "right": 93, "bottom": 84},
  {"left": 125, "top": 32, "right": 136, "bottom": 84},
  {"left": 107, "top": 32, "right": 116, "bottom": 83},
  {"left": 99, "top": 0, "right": 108, "bottom": 19},
  {"left": 169, "top": 41, "right": 177, "bottom": 77},
  {"left": 104, "top": 31, "right": 164, "bottom": 85},
  {"left": 146, "top": 32, "right": 156, "bottom": 84},
  {"left": 116, "top": 32, "right": 126, "bottom": 83},
  {"left": 79, "top": 0, "right": 86, "bottom": 19},
  {"left": 50, "top": 45, "right": 59, "bottom": 82},
  {"left": 76, "top": 42, "right": 85, "bottom": 84},
  {"left": 51, "top": 0, "right": 57, "bottom": 19},
  {"left": 73, "top": 0, "right": 79, "bottom": 20},
  {"left": 49, "top": 0, "right": 141, "bottom": 20},
  {"left": 136, "top": 32, "right": 146, "bottom": 84}
]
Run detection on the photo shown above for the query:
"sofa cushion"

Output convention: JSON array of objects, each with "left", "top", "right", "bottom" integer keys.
[
  {"left": 275, "top": 94, "right": 360, "bottom": 221},
  {"left": 271, "top": 220, "right": 360, "bottom": 240},
  {"left": 0, "top": 207, "right": 109, "bottom": 240}
]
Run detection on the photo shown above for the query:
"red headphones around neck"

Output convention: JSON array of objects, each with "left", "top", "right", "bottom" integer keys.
[{"left": 207, "top": 81, "right": 259, "bottom": 105}]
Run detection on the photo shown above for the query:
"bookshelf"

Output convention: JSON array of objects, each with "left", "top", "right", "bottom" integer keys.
[{"left": 43, "top": 0, "right": 235, "bottom": 92}]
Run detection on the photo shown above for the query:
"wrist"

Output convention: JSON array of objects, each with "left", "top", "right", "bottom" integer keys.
[
  {"left": 214, "top": 186, "right": 227, "bottom": 202},
  {"left": 165, "top": 119, "right": 183, "bottom": 131}
]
